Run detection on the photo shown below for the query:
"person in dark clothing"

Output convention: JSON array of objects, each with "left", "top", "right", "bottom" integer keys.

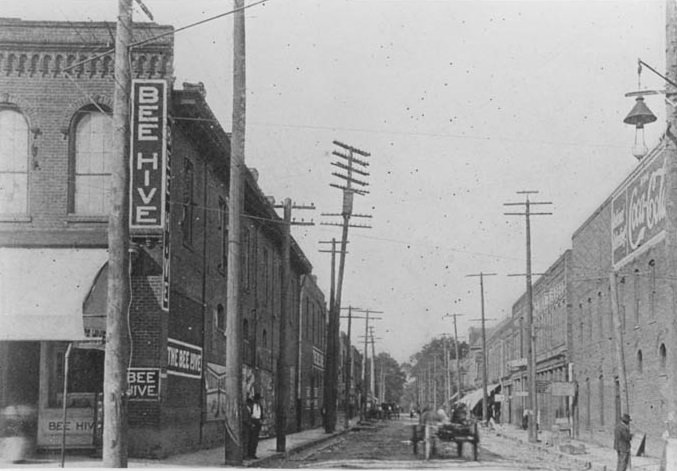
[
  {"left": 243, "top": 398, "right": 253, "bottom": 459},
  {"left": 614, "top": 413, "right": 633, "bottom": 471},
  {"left": 249, "top": 393, "right": 263, "bottom": 459}
]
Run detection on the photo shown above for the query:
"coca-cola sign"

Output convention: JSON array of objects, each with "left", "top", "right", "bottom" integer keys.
[{"left": 611, "top": 148, "right": 667, "bottom": 267}]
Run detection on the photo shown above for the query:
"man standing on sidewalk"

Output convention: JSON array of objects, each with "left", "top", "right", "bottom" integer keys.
[
  {"left": 249, "top": 393, "right": 264, "bottom": 459},
  {"left": 614, "top": 413, "right": 633, "bottom": 471}
]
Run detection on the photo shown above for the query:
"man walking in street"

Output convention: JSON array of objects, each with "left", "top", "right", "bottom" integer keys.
[{"left": 614, "top": 413, "right": 633, "bottom": 471}]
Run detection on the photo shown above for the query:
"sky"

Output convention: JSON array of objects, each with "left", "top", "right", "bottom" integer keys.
[{"left": 5, "top": 0, "right": 669, "bottom": 364}]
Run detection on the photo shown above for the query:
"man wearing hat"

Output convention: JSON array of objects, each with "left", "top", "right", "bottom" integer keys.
[
  {"left": 248, "top": 393, "right": 264, "bottom": 459},
  {"left": 614, "top": 413, "right": 633, "bottom": 471}
]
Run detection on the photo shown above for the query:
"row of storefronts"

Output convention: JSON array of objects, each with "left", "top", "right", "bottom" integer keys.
[{"left": 463, "top": 139, "right": 677, "bottom": 457}]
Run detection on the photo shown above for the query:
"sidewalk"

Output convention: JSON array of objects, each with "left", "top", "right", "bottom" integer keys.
[
  {"left": 491, "top": 422, "right": 661, "bottom": 471},
  {"left": 0, "top": 419, "right": 353, "bottom": 468}
]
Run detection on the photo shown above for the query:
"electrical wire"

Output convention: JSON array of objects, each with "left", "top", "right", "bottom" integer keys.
[{"left": 62, "top": 0, "right": 271, "bottom": 74}]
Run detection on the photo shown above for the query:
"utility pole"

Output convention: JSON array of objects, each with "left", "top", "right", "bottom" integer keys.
[
  {"left": 224, "top": 0, "right": 246, "bottom": 464},
  {"left": 321, "top": 140, "right": 372, "bottom": 433},
  {"left": 433, "top": 354, "right": 438, "bottom": 409},
  {"left": 337, "top": 306, "right": 376, "bottom": 428},
  {"left": 442, "top": 336, "right": 450, "bottom": 405},
  {"left": 664, "top": 1, "right": 677, "bottom": 467},
  {"left": 275, "top": 199, "right": 314, "bottom": 451},
  {"left": 444, "top": 314, "right": 464, "bottom": 401},
  {"left": 103, "top": 0, "right": 132, "bottom": 466},
  {"left": 359, "top": 329, "right": 382, "bottom": 405},
  {"left": 369, "top": 327, "right": 378, "bottom": 402},
  {"left": 342, "top": 306, "right": 355, "bottom": 428},
  {"left": 319, "top": 239, "right": 343, "bottom": 337},
  {"left": 466, "top": 273, "right": 497, "bottom": 426},
  {"left": 609, "top": 273, "right": 630, "bottom": 416},
  {"left": 354, "top": 309, "right": 382, "bottom": 420},
  {"left": 504, "top": 191, "right": 552, "bottom": 443}
]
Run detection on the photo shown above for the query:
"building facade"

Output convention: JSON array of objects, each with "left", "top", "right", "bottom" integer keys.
[
  {"left": 500, "top": 251, "right": 573, "bottom": 431},
  {"left": 570, "top": 141, "right": 675, "bottom": 454},
  {"left": 0, "top": 18, "right": 326, "bottom": 459}
]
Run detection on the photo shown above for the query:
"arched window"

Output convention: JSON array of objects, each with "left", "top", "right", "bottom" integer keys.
[
  {"left": 243, "top": 319, "right": 249, "bottom": 341},
  {"left": 0, "top": 107, "right": 29, "bottom": 214},
  {"left": 637, "top": 349, "right": 643, "bottom": 374},
  {"left": 262, "top": 329, "right": 267, "bottom": 348},
  {"left": 660, "top": 343, "right": 667, "bottom": 370},
  {"left": 71, "top": 107, "right": 112, "bottom": 215}
]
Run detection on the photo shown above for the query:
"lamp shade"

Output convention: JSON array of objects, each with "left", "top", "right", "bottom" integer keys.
[{"left": 623, "top": 96, "right": 657, "bottom": 128}]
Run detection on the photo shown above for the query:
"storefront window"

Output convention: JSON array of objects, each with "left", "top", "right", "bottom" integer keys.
[{"left": 47, "top": 343, "right": 104, "bottom": 409}]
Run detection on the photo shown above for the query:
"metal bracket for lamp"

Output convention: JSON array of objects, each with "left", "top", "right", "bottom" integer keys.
[{"left": 625, "top": 59, "right": 677, "bottom": 106}]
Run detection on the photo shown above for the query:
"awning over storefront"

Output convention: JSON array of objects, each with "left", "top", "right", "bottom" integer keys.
[
  {"left": 0, "top": 248, "right": 108, "bottom": 341},
  {"left": 458, "top": 384, "right": 501, "bottom": 411}
]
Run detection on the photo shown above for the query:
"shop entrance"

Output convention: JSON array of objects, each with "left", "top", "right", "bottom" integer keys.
[{"left": 37, "top": 342, "right": 104, "bottom": 449}]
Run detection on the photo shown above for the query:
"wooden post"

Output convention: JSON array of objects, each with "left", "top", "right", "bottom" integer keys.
[
  {"left": 224, "top": 0, "right": 246, "bottom": 464},
  {"left": 344, "top": 306, "right": 352, "bottom": 428},
  {"left": 609, "top": 272, "right": 629, "bottom": 416},
  {"left": 276, "top": 199, "right": 291, "bottom": 451},
  {"left": 103, "top": 0, "right": 132, "bottom": 466},
  {"left": 454, "top": 316, "right": 462, "bottom": 399}
]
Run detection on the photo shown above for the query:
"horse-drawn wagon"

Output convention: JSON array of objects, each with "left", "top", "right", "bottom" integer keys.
[{"left": 412, "top": 406, "right": 479, "bottom": 460}]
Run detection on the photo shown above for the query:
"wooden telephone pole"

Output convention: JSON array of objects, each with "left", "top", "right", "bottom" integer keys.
[
  {"left": 224, "top": 0, "right": 246, "bottom": 464},
  {"left": 504, "top": 191, "right": 552, "bottom": 443},
  {"left": 103, "top": 0, "right": 132, "bottom": 466},
  {"left": 340, "top": 308, "right": 381, "bottom": 423},
  {"left": 275, "top": 199, "right": 314, "bottom": 451},
  {"left": 321, "top": 141, "right": 371, "bottom": 433},
  {"left": 466, "top": 273, "right": 496, "bottom": 426},
  {"left": 443, "top": 313, "right": 464, "bottom": 402}
]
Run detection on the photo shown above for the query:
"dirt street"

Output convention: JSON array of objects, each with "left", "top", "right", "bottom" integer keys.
[{"left": 255, "top": 417, "right": 591, "bottom": 470}]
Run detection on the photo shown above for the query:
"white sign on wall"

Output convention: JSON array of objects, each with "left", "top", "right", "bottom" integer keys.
[{"left": 129, "top": 79, "right": 167, "bottom": 232}]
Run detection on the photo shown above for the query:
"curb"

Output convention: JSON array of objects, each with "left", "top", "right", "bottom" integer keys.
[
  {"left": 493, "top": 429, "right": 607, "bottom": 471},
  {"left": 244, "top": 427, "right": 352, "bottom": 467}
]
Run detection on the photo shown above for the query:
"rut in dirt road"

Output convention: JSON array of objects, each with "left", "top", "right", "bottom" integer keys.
[
  {"left": 255, "top": 418, "right": 485, "bottom": 469},
  {"left": 254, "top": 418, "right": 593, "bottom": 470}
]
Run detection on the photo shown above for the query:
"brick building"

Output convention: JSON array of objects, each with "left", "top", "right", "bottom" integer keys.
[
  {"left": 478, "top": 138, "right": 675, "bottom": 458},
  {"left": 570, "top": 141, "right": 673, "bottom": 454},
  {"left": 338, "top": 331, "right": 362, "bottom": 421},
  {"left": 0, "top": 18, "right": 325, "bottom": 458},
  {"left": 295, "top": 274, "right": 327, "bottom": 430},
  {"left": 496, "top": 251, "right": 573, "bottom": 430}
]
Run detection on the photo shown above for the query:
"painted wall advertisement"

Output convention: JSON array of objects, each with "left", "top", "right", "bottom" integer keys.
[
  {"left": 37, "top": 408, "right": 95, "bottom": 448},
  {"left": 612, "top": 147, "right": 667, "bottom": 268},
  {"left": 205, "top": 362, "right": 227, "bottom": 421},
  {"left": 127, "top": 368, "right": 161, "bottom": 400},
  {"left": 129, "top": 79, "right": 167, "bottom": 232},
  {"left": 167, "top": 338, "right": 202, "bottom": 379}
]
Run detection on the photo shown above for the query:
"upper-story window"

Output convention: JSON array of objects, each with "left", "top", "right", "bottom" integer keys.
[
  {"left": 218, "top": 197, "right": 228, "bottom": 273},
  {"left": 181, "top": 158, "right": 195, "bottom": 246},
  {"left": 0, "top": 107, "right": 29, "bottom": 215},
  {"left": 71, "top": 108, "right": 113, "bottom": 215}
]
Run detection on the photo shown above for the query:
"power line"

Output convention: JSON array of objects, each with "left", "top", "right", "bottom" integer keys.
[
  {"left": 62, "top": 0, "right": 271, "bottom": 74},
  {"left": 245, "top": 120, "right": 630, "bottom": 150}
]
